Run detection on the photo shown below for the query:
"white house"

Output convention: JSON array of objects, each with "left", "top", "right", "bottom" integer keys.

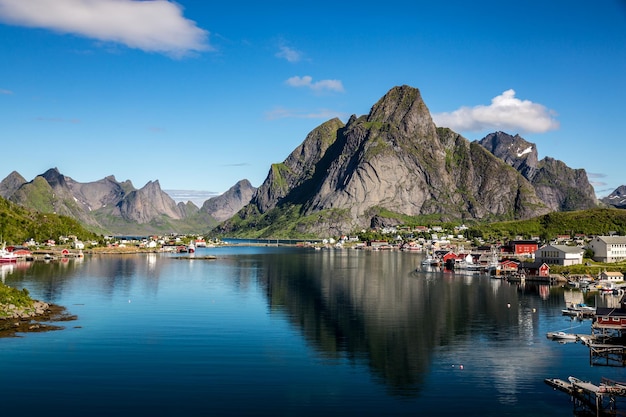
[
  {"left": 599, "top": 271, "right": 624, "bottom": 282},
  {"left": 588, "top": 235, "right": 626, "bottom": 263},
  {"left": 535, "top": 244, "right": 584, "bottom": 266}
]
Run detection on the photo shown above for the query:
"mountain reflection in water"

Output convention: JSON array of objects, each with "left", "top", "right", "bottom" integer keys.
[{"left": 1, "top": 248, "right": 620, "bottom": 416}]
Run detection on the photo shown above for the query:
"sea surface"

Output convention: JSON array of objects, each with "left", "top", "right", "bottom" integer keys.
[{"left": 1, "top": 246, "right": 625, "bottom": 416}]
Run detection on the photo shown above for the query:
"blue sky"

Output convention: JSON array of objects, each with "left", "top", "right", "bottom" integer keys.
[{"left": 0, "top": 0, "right": 624, "bottom": 205}]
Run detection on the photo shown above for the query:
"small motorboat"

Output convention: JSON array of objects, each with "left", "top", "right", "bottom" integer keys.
[{"left": 546, "top": 331, "right": 578, "bottom": 342}]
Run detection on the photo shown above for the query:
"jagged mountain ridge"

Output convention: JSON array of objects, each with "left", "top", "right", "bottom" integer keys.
[
  {"left": 220, "top": 85, "right": 562, "bottom": 237},
  {"left": 0, "top": 168, "right": 257, "bottom": 235},
  {"left": 1, "top": 85, "right": 599, "bottom": 237},
  {"left": 477, "top": 132, "right": 597, "bottom": 211}
]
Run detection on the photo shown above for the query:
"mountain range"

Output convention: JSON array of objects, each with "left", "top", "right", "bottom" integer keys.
[
  {"left": 0, "top": 85, "right": 615, "bottom": 237},
  {"left": 217, "top": 85, "right": 598, "bottom": 237},
  {"left": 0, "top": 168, "right": 255, "bottom": 235}
]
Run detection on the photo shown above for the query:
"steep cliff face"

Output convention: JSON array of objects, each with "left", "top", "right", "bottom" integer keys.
[
  {"left": 115, "top": 180, "right": 183, "bottom": 224},
  {"left": 201, "top": 179, "right": 256, "bottom": 222},
  {"left": 224, "top": 85, "right": 551, "bottom": 236},
  {"left": 478, "top": 132, "right": 597, "bottom": 211},
  {"left": 252, "top": 118, "right": 345, "bottom": 213}
]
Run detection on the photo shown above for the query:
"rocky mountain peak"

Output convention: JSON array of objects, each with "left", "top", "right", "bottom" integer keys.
[
  {"left": 201, "top": 179, "right": 256, "bottom": 222},
  {"left": 41, "top": 167, "right": 69, "bottom": 188},
  {"left": 220, "top": 85, "right": 554, "bottom": 236},
  {"left": 477, "top": 131, "right": 538, "bottom": 178},
  {"left": 601, "top": 185, "right": 626, "bottom": 208},
  {"left": 367, "top": 85, "right": 437, "bottom": 138},
  {"left": 0, "top": 170, "right": 26, "bottom": 199}
]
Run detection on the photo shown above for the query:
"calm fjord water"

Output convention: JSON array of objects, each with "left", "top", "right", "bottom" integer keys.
[{"left": 1, "top": 246, "right": 625, "bottom": 416}]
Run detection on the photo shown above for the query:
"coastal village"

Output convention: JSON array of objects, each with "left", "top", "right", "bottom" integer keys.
[{"left": 3, "top": 224, "right": 626, "bottom": 289}]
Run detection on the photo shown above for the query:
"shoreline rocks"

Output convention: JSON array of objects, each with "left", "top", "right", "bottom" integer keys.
[
  {"left": 0, "top": 301, "right": 77, "bottom": 337},
  {"left": 0, "top": 300, "right": 50, "bottom": 319}
]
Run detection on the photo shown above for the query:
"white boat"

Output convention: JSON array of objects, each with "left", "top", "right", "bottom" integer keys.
[
  {"left": 455, "top": 253, "right": 482, "bottom": 271},
  {"left": 421, "top": 255, "right": 439, "bottom": 266},
  {"left": 561, "top": 303, "right": 596, "bottom": 317},
  {"left": 0, "top": 243, "right": 17, "bottom": 264},
  {"left": 546, "top": 331, "right": 578, "bottom": 341}
]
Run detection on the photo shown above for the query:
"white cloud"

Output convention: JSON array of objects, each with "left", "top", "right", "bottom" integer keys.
[
  {"left": 265, "top": 106, "right": 346, "bottom": 120},
  {"left": 275, "top": 45, "right": 301, "bottom": 63},
  {"left": 0, "top": 88, "right": 13, "bottom": 94},
  {"left": 285, "top": 75, "right": 345, "bottom": 93},
  {"left": 432, "top": 89, "right": 559, "bottom": 133},
  {"left": 0, "top": 0, "right": 210, "bottom": 57}
]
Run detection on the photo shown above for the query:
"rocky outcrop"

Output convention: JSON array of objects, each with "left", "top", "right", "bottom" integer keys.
[
  {"left": 0, "top": 300, "right": 50, "bottom": 319},
  {"left": 220, "top": 85, "right": 552, "bottom": 236},
  {"left": 201, "top": 179, "right": 256, "bottom": 222},
  {"left": 478, "top": 132, "right": 597, "bottom": 211}
]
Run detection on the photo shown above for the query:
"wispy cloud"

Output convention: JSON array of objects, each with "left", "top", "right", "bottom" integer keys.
[
  {"left": 220, "top": 163, "right": 251, "bottom": 167},
  {"left": 432, "top": 89, "right": 559, "bottom": 134},
  {"left": 587, "top": 172, "right": 608, "bottom": 188},
  {"left": 285, "top": 75, "right": 344, "bottom": 93},
  {"left": 0, "top": 0, "right": 210, "bottom": 58},
  {"left": 0, "top": 88, "right": 13, "bottom": 95},
  {"left": 276, "top": 45, "right": 302, "bottom": 63},
  {"left": 265, "top": 106, "right": 346, "bottom": 120}
]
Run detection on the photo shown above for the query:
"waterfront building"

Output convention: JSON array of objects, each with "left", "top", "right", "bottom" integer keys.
[{"left": 502, "top": 240, "right": 539, "bottom": 256}]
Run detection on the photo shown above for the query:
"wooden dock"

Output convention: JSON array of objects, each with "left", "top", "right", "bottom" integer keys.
[{"left": 545, "top": 376, "right": 626, "bottom": 416}]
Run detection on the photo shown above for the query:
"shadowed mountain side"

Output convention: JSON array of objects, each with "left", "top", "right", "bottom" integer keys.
[{"left": 477, "top": 131, "right": 597, "bottom": 211}]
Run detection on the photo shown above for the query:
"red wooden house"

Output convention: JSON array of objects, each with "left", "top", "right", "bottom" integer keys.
[
  {"left": 594, "top": 307, "right": 626, "bottom": 331},
  {"left": 508, "top": 240, "right": 539, "bottom": 255}
]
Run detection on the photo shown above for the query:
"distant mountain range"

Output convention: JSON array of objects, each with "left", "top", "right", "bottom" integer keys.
[
  {"left": 0, "top": 168, "right": 255, "bottom": 235},
  {"left": 1, "top": 84, "right": 617, "bottom": 237},
  {"left": 601, "top": 186, "right": 626, "bottom": 209}
]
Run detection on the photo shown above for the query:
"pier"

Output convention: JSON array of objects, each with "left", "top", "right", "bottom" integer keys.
[
  {"left": 545, "top": 376, "right": 626, "bottom": 416},
  {"left": 582, "top": 339, "right": 626, "bottom": 367}
]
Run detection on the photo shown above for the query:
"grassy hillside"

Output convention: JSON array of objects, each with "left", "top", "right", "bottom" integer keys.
[
  {"left": 217, "top": 204, "right": 626, "bottom": 241},
  {"left": 468, "top": 208, "right": 626, "bottom": 241},
  {"left": 0, "top": 196, "right": 100, "bottom": 245}
]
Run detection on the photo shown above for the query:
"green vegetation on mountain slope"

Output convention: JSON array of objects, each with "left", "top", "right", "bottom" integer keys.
[{"left": 0, "top": 196, "right": 99, "bottom": 244}]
